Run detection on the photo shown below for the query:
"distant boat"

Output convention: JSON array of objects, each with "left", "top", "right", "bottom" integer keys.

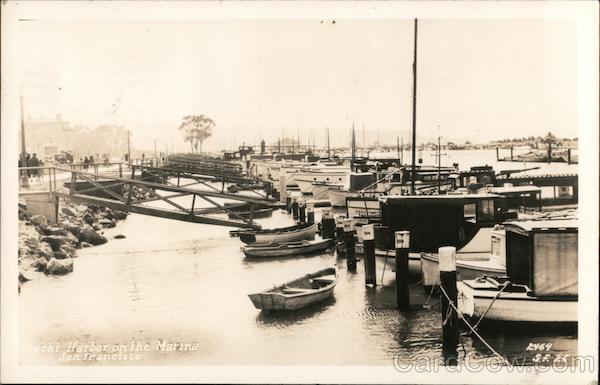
[
  {"left": 248, "top": 267, "right": 338, "bottom": 310},
  {"left": 241, "top": 238, "right": 333, "bottom": 258},
  {"left": 236, "top": 221, "right": 318, "bottom": 244}
]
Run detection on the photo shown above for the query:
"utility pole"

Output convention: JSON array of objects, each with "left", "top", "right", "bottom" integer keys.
[
  {"left": 127, "top": 129, "right": 131, "bottom": 165},
  {"left": 20, "top": 96, "right": 29, "bottom": 188},
  {"left": 410, "top": 18, "right": 418, "bottom": 195}
]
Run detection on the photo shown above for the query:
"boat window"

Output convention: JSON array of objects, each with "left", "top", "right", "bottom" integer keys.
[
  {"left": 339, "top": 178, "right": 342, "bottom": 181},
  {"left": 326, "top": 178, "right": 330, "bottom": 181},
  {"left": 464, "top": 203, "right": 476, "bottom": 219},
  {"left": 478, "top": 199, "right": 495, "bottom": 221}
]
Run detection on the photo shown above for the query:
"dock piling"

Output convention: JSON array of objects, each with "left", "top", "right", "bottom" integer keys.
[
  {"left": 395, "top": 231, "right": 411, "bottom": 309},
  {"left": 321, "top": 209, "right": 335, "bottom": 238},
  {"left": 306, "top": 202, "right": 315, "bottom": 223},
  {"left": 343, "top": 218, "right": 356, "bottom": 271},
  {"left": 298, "top": 199, "right": 306, "bottom": 223},
  {"left": 291, "top": 196, "right": 299, "bottom": 220},
  {"left": 286, "top": 193, "right": 292, "bottom": 213},
  {"left": 439, "top": 246, "right": 459, "bottom": 365},
  {"left": 510, "top": 146, "right": 514, "bottom": 161},
  {"left": 363, "top": 224, "right": 376, "bottom": 286},
  {"left": 279, "top": 176, "right": 287, "bottom": 204},
  {"left": 567, "top": 148, "right": 571, "bottom": 165},
  {"left": 335, "top": 216, "right": 346, "bottom": 257}
]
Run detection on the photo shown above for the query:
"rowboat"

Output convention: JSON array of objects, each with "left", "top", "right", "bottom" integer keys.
[
  {"left": 227, "top": 207, "right": 274, "bottom": 219},
  {"left": 242, "top": 238, "right": 333, "bottom": 258},
  {"left": 237, "top": 221, "right": 318, "bottom": 244},
  {"left": 248, "top": 267, "right": 338, "bottom": 310}
]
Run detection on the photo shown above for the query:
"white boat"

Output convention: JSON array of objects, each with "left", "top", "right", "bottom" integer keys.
[
  {"left": 457, "top": 219, "right": 578, "bottom": 324},
  {"left": 420, "top": 226, "right": 506, "bottom": 287},
  {"left": 248, "top": 267, "right": 338, "bottom": 310},
  {"left": 457, "top": 277, "right": 577, "bottom": 323},
  {"left": 311, "top": 182, "right": 344, "bottom": 198}
]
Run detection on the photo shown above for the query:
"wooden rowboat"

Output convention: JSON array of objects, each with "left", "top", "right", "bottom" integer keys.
[
  {"left": 227, "top": 207, "right": 274, "bottom": 219},
  {"left": 237, "top": 221, "right": 318, "bottom": 244},
  {"left": 241, "top": 238, "right": 332, "bottom": 258},
  {"left": 248, "top": 267, "right": 338, "bottom": 310}
]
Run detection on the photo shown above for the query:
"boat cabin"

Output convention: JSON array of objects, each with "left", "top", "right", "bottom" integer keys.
[
  {"left": 482, "top": 185, "right": 542, "bottom": 211},
  {"left": 379, "top": 194, "right": 513, "bottom": 252},
  {"left": 503, "top": 219, "right": 578, "bottom": 298}
]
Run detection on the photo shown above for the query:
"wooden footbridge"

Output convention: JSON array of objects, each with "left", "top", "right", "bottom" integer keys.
[{"left": 20, "top": 162, "right": 279, "bottom": 229}]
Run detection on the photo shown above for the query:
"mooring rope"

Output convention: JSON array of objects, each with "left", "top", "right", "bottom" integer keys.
[
  {"left": 468, "top": 281, "right": 510, "bottom": 334},
  {"left": 438, "top": 285, "right": 512, "bottom": 367}
]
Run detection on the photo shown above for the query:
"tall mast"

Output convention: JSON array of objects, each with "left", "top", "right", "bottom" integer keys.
[
  {"left": 410, "top": 18, "right": 418, "bottom": 195},
  {"left": 351, "top": 123, "right": 356, "bottom": 172},
  {"left": 397, "top": 136, "right": 401, "bottom": 167},
  {"left": 327, "top": 127, "right": 331, "bottom": 159}
]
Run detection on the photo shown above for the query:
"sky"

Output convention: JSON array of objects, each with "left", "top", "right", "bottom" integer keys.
[{"left": 19, "top": 18, "right": 578, "bottom": 151}]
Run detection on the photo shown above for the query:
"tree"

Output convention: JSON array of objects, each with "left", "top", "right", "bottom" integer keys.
[{"left": 179, "top": 115, "right": 215, "bottom": 153}]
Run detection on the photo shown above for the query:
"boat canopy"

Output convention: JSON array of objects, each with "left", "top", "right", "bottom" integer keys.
[
  {"left": 504, "top": 219, "right": 578, "bottom": 297},
  {"left": 379, "top": 194, "right": 504, "bottom": 252}
]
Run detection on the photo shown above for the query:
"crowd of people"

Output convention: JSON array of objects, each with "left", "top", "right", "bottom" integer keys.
[{"left": 18, "top": 153, "right": 44, "bottom": 182}]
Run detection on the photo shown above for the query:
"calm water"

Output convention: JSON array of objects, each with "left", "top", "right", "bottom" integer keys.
[{"left": 19, "top": 150, "right": 578, "bottom": 366}]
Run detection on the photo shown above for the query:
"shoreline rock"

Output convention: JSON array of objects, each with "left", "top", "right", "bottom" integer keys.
[{"left": 18, "top": 200, "right": 129, "bottom": 287}]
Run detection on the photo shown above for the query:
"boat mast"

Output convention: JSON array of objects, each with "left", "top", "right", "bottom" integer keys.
[
  {"left": 327, "top": 127, "right": 331, "bottom": 160},
  {"left": 410, "top": 18, "right": 418, "bottom": 195},
  {"left": 351, "top": 123, "right": 356, "bottom": 172}
]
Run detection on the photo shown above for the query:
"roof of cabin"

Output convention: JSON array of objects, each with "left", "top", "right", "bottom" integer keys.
[
  {"left": 489, "top": 186, "right": 541, "bottom": 194},
  {"left": 504, "top": 219, "right": 578, "bottom": 232},
  {"left": 381, "top": 193, "right": 501, "bottom": 202}
]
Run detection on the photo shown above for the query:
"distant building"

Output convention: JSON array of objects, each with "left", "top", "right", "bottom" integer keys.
[{"left": 22, "top": 115, "right": 70, "bottom": 158}]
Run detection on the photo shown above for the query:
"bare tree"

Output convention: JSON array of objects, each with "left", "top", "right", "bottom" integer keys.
[{"left": 178, "top": 115, "right": 215, "bottom": 153}]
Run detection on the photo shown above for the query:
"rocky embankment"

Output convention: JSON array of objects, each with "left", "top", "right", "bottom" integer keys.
[{"left": 18, "top": 202, "right": 129, "bottom": 288}]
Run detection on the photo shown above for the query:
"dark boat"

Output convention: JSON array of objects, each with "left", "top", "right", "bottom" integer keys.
[
  {"left": 235, "top": 221, "right": 318, "bottom": 244},
  {"left": 241, "top": 238, "right": 332, "bottom": 258}
]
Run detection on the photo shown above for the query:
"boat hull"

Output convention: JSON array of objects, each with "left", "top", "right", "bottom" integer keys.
[
  {"left": 242, "top": 238, "right": 332, "bottom": 258},
  {"left": 248, "top": 267, "right": 338, "bottom": 310},
  {"left": 457, "top": 281, "right": 577, "bottom": 323},
  {"left": 239, "top": 222, "right": 318, "bottom": 244},
  {"left": 421, "top": 252, "right": 506, "bottom": 287}
]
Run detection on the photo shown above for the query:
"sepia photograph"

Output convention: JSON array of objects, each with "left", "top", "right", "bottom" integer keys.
[{"left": 1, "top": 1, "right": 598, "bottom": 383}]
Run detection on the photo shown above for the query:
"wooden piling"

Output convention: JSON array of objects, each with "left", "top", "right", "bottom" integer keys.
[
  {"left": 567, "top": 148, "right": 571, "bottom": 165},
  {"left": 343, "top": 218, "right": 356, "bottom": 271},
  {"left": 395, "top": 231, "right": 411, "bottom": 309},
  {"left": 298, "top": 199, "right": 306, "bottom": 223},
  {"left": 335, "top": 216, "right": 346, "bottom": 257},
  {"left": 547, "top": 141, "right": 552, "bottom": 164},
  {"left": 321, "top": 209, "right": 335, "bottom": 239},
  {"left": 279, "top": 176, "right": 287, "bottom": 204},
  {"left": 510, "top": 146, "right": 514, "bottom": 161},
  {"left": 306, "top": 202, "right": 315, "bottom": 223},
  {"left": 439, "top": 246, "right": 459, "bottom": 365},
  {"left": 363, "top": 224, "right": 376, "bottom": 286},
  {"left": 286, "top": 194, "right": 292, "bottom": 213},
  {"left": 495, "top": 147, "right": 499, "bottom": 161},
  {"left": 291, "top": 196, "right": 299, "bottom": 220}
]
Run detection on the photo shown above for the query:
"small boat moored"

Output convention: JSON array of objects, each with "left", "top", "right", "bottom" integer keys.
[
  {"left": 235, "top": 221, "right": 318, "bottom": 244},
  {"left": 248, "top": 267, "right": 339, "bottom": 310},
  {"left": 242, "top": 238, "right": 333, "bottom": 258}
]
